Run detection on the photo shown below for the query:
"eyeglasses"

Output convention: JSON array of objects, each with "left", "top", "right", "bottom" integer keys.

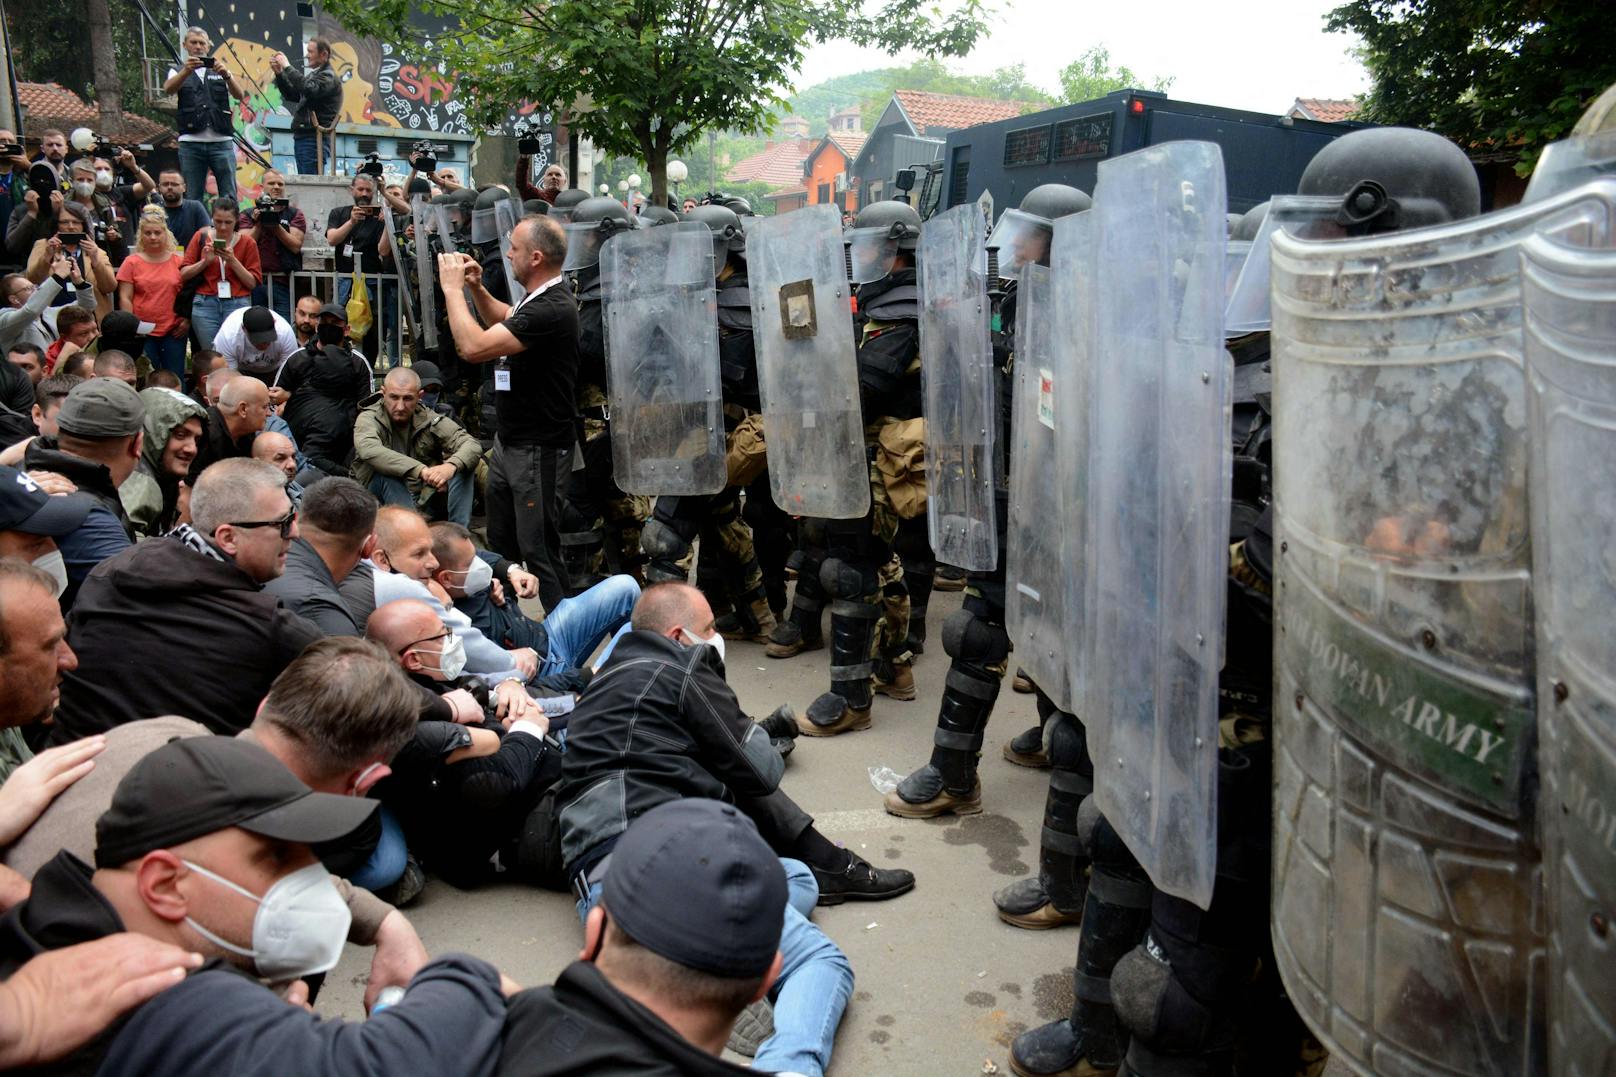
[
  {"left": 227, "top": 507, "right": 296, "bottom": 539},
  {"left": 398, "top": 628, "right": 449, "bottom": 656}
]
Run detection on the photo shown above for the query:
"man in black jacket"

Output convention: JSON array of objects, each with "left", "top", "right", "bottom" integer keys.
[
  {"left": 270, "top": 39, "right": 342, "bottom": 177},
  {"left": 499, "top": 799, "right": 786, "bottom": 1077},
  {"left": 161, "top": 27, "right": 247, "bottom": 202},
  {"left": 52, "top": 458, "right": 322, "bottom": 743},
  {"left": 264, "top": 476, "right": 378, "bottom": 636},
  {"left": 190, "top": 375, "right": 269, "bottom": 482},
  {"left": 0, "top": 735, "right": 515, "bottom": 1076}
]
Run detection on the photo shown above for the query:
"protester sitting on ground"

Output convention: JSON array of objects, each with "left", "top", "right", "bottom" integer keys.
[
  {"left": 352, "top": 367, "right": 481, "bottom": 526},
  {"left": 146, "top": 369, "right": 183, "bottom": 391},
  {"left": 430, "top": 521, "right": 636, "bottom": 688},
  {"left": 252, "top": 429, "right": 310, "bottom": 506},
  {"left": 20, "top": 379, "right": 143, "bottom": 604},
  {"left": 118, "top": 386, "right": 207, "bottom": 537},
  {"left": 264, "top": 476, "right": 377, "bottom": 635},
  {"left": 52, "top": 458, "right": 322, "bottom": 743},
  {"left": 1, "top": 262, "right": 98, "bottom": 357},
  {"left": 277, "top": 303, "right": 371, "bottom": 476},
  {"left": 5, "top": 638, "right": 435, "bottom": 1008},
  {"left": 290, "top": 294, "right": 323, "bottom": 350},
  {"left": 29, "top": 372, "right": 80, "bottom": 441},
  {"left": 190, "top": 349, "right": 228, "bottom": 405},
  {"left": 498, "top": 798, "right": 792, "bottom": 1076},
  {"left": 213, "top": 304, "right": 299, "bottom": 384},
  {"left": 366, "top": 598, "right": 559, "bottom": 888},
  {"left": 412, "top": 360, "right": 453, "bottom": 416},
  {"left": 190, "top": 374, "right": 268, "bottom": 481},
  {"left": 92, "top": 350, "right": 139, "bottom": 388},
  {"left": 0, "top": 735, "right": 517, "bottom": 1075}
]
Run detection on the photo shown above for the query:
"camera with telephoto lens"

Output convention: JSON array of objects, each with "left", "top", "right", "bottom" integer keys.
[
  {"left": 256, "top": 195, "right": 290, "bottom": 226},
  {"left": 0, "top": 142, "right": 23, "bottom": 158},
  {"left": 410, "top": 140, "right": 440, "bottom": 174},
  {"left": 70, "top": 129, "right": 123, "bottom": 161},
  {"left": 514, "top": 120, "right": 544, "bottom": 156},
  {"left": 357, "top": 152, "right": 385, "bottom": 179}
]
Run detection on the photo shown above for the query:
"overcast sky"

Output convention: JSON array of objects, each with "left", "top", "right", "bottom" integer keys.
[{"left": 792, "top": 0, "right": 1370, "bottom": 115}]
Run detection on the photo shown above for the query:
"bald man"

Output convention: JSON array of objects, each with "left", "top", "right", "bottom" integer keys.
[
  {"left": 190, "top": 375, "right": 269, "bottom": 482},
  {"left": 353, "top": 366, "right": 481, "bottom": 526}
]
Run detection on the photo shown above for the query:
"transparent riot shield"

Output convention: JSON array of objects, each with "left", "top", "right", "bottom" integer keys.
[
  {"left": 1524, "top": 232, "right": 1616, "bottom": 1077},
  {"left": 1524, "top": 129, "right": 1616, "bottom": 204},
  {"left": 1005, "top": 258, "right": 1075, "bottom": 710},
  {"left": 919, "top": 203, "right": 997, "bottom": 571},
  {"left": 1269, "top": 177, "right": 1616, "bottom": 1077},
  {"left": 1082, "top": 140, "right": 1230, "bottom": 910},
  {"left": 1222, "top": 195, "right": 1341, "bottom": 336},
  {"left": 745, "top": 203, "right": 869, "bottom": 519},
  {"left": 409, "top": 196, "right": 437, "bottom": 349},
  {"left": 600, "top": 222, "right": 725, "bottom": 496},
  {"left": 380, "top": 202, "right": 421, "bottom": 352},
  {"left": 1051, "top": 211, "right": 1096, "bottom": 712},
  {"left": 494, "top": 198, "right": 526, "bottom": 302}
]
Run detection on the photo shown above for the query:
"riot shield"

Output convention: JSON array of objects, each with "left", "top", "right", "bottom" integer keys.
[
  {"left": 1005, "top": 257, "right": 1076, "bottom": 710},
  {"left": 985, "top": 208, "right": 1054, "bottom": 282},
  {"left": 918, "top": 203, "right": 997, "bottom": 571},
  {"left": 1524, "top": 231, "right": 1616, "bottom": 1077},
  {"left": 494, "top": 198, "right": 526, "bottom": 303},
  {"left": 1081, "top": 140, "right": 1230, "bottom": 910},
  {"left": 1051, "top": 211, "right": 1097, "bottom": 713},
  {"left": 1524, "top": 129, "right": 1616, "bottom": 204},
  {"left": 600, "top": 222, "right": 726, "bottom": 496},
  {"left": 1269, "top": 177, "right": 1616, "bottom": 1076},
  {"left": 380, "top": 202, "right": 421, "bottom": 353},
  {"left": 745, "top": 203, "right": 869, "bottom": 519},
  {"left": 410, "top": 196, "right": 437, "bottom": 350},
  {"left": 1222, "top": 195, "right": 1341, "bottom": 336}
]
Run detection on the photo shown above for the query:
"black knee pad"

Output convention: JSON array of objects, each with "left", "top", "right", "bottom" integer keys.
[
  {"left": 799, "top": 517, "right": 828, "bottom": 548},
  {"left": 640, "top": 518, "right": 690, "bottom": 562},
  {"left": 1045, "top": 712, "right": 1092, "bottom": 776},
  {"left": 941, "top": 609, "right": 1010, "bottom": 665},
  {"left": 819, "top": 556, "right": 874, "bottom": 600}
]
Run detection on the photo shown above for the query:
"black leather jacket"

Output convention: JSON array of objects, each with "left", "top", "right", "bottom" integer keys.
[{"left": 273, "top": 61, "right": 342, "bottom": 133}]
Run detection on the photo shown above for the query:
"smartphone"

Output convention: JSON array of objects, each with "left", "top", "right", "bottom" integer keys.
[
  {"left": 198, "top": 56, "right": 217, "bottom": 69},
  {"left": 58, "top": 232, "right": 84, "bottom": 247},
  {"left": 212, "top": 237, "right": 226, "bottom": 252}
]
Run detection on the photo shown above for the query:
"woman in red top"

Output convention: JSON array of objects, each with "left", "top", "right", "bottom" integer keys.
[
  {"left": 180, "top": 197, "right": 260, "bottom": 350},
  {"left": 117, "top": 208, "right": 189, "bottom": 377}
]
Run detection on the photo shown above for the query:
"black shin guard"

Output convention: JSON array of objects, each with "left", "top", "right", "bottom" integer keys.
[{"left": 1071, "top": 797, "right": 1155, "bottom": 1068}]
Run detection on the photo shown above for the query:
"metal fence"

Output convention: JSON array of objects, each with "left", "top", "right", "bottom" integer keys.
[{"left": 259, "top": 265, "right": 410, "bottom": 369}]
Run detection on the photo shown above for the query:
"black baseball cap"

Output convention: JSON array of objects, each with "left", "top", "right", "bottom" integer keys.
[
  {"left": 95, "top": 736, "right": 378, "bottom": 868},
  {"left": 242, "top": 306, "right": 277, "bottom": 346},
  {"left": 409, "top": 361, "right": 444, "bottom": 389},
  {"left": 0, "top": 466, "right": 92, "bottom": 535},
  {"left": 318, "top": 302, "right": 348, "bottom": 323},
  {"left": 601, "top": 799, "right": 785, "bottom": 978}
]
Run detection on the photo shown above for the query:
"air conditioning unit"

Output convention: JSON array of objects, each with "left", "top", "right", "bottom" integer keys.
[{"left": 834, "top": 172, "right": 848, "bottom": 194}]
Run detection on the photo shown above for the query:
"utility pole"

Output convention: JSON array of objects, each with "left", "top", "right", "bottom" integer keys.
[{"left": 0, "top": 0, "right": 20, "bottom": 131}]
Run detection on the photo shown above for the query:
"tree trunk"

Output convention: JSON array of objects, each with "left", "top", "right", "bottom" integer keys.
[
  {"left": 648, "top": 145, "right": 667, "bottom": 209},
  {"left": 84, "top": 0, "right": 125, "bottom": 136}
]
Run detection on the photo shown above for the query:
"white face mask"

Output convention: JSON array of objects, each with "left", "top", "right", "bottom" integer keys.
[
  {"left": 71, "top": 180, "right": 95, "bottom": 198},
  {"left": 410, "top": 632, "right": 467, "bottom": 680},
  {"left": 182, "top": 860, "right": 352, "bottom": 981},
  {"left": 32, "top": 549, "right": 67, "bottom": 598},
  {"left": 95, "top": 170, "right": 115, "bottom": 190},
  {"left": 443, "top": 557, "right": 492, "bottom": 596},
  {"left": 681, "top": 625, "right": 725, "bottom": 667}
]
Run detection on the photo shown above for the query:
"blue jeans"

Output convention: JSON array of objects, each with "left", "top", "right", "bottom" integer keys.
[
  {"left": 294, "top": 132, "right": 335, "bottom": 176},
  {"left": 190, "top": 293, "right": 250, "bottom": 351},
  {"left": 348, "top": 806, "right": 408, "bottom": 891},
  {"left": 577, "top": 857, "right": 851, "bottom": 1077},
  {"left": 178, "top": 139, "right": 237, "bottom": 203},
  {"left": 538, "top": 574, "right": 640, "bottom": 678},
  {"left": 143, "top": 335, "right": 188, "bottom": 378},
  {"left": 252, "top": 277, "right": 294, "bottom": 322},
  {"left": 367, "top": 471, "right": 473, "bottom": 527},
  {"left": 337, "top": 273, "right": 399, "bottom": 367}
]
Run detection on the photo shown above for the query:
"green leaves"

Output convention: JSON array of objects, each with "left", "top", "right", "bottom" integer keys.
[{"left": 1056, "top": 45, "right": 1174, "bottom": 106}]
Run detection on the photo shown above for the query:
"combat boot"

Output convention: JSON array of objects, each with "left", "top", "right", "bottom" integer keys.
[
  {"left": 1010, "top": 1021, "right": 1119, "bottom": 1077},
  {"left": 1004, "top": 724, "right": 1052, "bottom": 767},
  {"left": 716, "top": 590, "right": 778, "bottom": 643},
  {"left": 1013, "top": 667, "right": 1036, "bottom": 693},
  {"left": 883, "top": 776, "right": 981, "bottom": 817},
  {"left": 766, "top": 576, "right": 824, "bottom": 658},
  {"left": 934, "top": 565, "right": 967, "bottom": 591},
  {"left": 872, "top": 656, "right": 916, "bottom": 700},
  {"left": 799, "top": 590, "right": 880, "bottom": 737},
  {"left": 995, "top": 875, "right": 1086, "bottom": 929}
]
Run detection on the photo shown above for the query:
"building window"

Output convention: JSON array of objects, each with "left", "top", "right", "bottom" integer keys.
[
  {"left": 818, "top": 182, "right": 831, "bottom": 203},
  {"left": 1002, "top": 125, "right": 1052, "bottom": 168}
]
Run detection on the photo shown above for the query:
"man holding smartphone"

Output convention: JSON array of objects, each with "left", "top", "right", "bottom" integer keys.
[
  {"left": 162, "top": 27, "right": 247, "bottom": 203},
  {"left": 271, "top": 39, "right": 342, "bottom": 177},
  {"left": 326, "top": 171, "right": 395, "bottom": 363}
]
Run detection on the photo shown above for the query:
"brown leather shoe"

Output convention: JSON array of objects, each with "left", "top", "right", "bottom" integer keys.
[
  {"left": 796, "top": 703, "right": 871, "bottom": 737},
  {"left": 1012, "top": 670, "right": 1035, "bottom": 694},
  {"left": 883, "top": 778, "right": 983, "bottom": 818},
  {"left": 872, "top": 662, "right": 916, "bottom": 701},
  {"left": 994, "top": 877, "right": 1084, "bottom": 930}
]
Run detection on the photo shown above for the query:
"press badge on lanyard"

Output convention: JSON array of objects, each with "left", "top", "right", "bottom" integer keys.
[{"left": 495, "top": 358, "right": 511, "bottom": 391}]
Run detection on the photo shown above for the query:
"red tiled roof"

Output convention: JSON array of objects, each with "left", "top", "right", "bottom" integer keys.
[
  {"left": 805, "top": 132, "right": 867, "bottom": 174},
  {"left": 16, "top": 82, "right": 171, "bottom": 144},
  {"left": 891, "top": 90, "right": 1024, "bottom": 135},
  {"left": 1288, "top": 97, "right": 1361, "bottom": 123},
  {"left": 726, "top": 139, "right": 815, "bottom": 188}
]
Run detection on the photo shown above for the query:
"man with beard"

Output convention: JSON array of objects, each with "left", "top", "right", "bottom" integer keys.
[{"left": 151, "top": 169, "right": 210, "bottom": 249}]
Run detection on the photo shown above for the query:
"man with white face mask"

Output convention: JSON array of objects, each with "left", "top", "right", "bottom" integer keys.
[{"left": 0, "top": 735, "right": 519, "bottom": 1075}]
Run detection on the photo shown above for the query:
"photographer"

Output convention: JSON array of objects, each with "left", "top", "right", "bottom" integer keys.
[
  {"left": 1, "top": 261, "right": 97, "bottom": 357},
  {"left": 516, "top": 160, "right": 566, "bottom": 206},
  {"left": 94, "top": 149, "right": 157, "bottom": 229},
  {"left": 326, "top": 169, "right": 396, "bottom": 363},
  {"left": 65, "top": 160, "right": 128, "bottom": 268},
  {"left": 22, "top": 203, "right": 116, "bottom": 322},
  {"left": 270, "top": 39, "right": 341, "bottom": 177},
  {"left": 179, "top": 199, "right": 260, "bottom": 350},
  {"left": 161, "top": 27, "right": 247, "bottom": 202},
  {"left": 242, "top": 169, "right": 306, "bottom": 319},
  {"left": 0, "top": 131, "right": 31, "bottom": 255}
]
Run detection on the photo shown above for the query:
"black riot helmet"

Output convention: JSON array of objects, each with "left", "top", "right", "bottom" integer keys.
[
  {"left": 431, "top": 188, "right": 478, "bottom": 244},
  {"left": 1298, "top": 127, "right": 1481, "bottom": 236},
  {"left": 561, "top": 197, "right": 637, "bottom": 272},
  {"left": 550, "top": 188, "right": 589, "bottom": 224},
  {"left": 523, "top": 198, "right": 550, "bottom": 216},
  {"left": 987, "top": 183, "right": 1091, "bottom": 279},
  {"left": 638, "top": 205, "right": 681, "bottom": 227},
  {"left": 845, "top": 199, "right": 923, "bottom": 284},
  {"left": 685, "top": 204, "right": 746, "bottom": 273},
  {"left": 722, "top": 196, "right": 754, "bottom": 217},
  {"left": 1232, "top": 201, "right": 1270, "bottom": 242},
  {"left": 470, "top": 186, "right": 512, "bottom": 246}
]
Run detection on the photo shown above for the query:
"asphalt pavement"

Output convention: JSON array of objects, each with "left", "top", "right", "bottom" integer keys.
[{"left": 321, "top": 582, "right": 1343, "bottom": 1075}]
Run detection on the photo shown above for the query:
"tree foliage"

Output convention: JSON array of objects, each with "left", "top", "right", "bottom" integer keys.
[
  {"left": 6, "top": 0, "right": 170, "bottom": 133},
  {"left": 319, "top": 0, "right": 992, "bottom": 204},
  {"left": 1327, "top": 0, "right": 1616, "bottom": 174},
  {"left": 1057, "top": 45, "right": 1173, "bottom": 106}
]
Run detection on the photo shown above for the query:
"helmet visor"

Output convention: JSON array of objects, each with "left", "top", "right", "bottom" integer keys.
[
  {"left": 845, "top": 227, "right": 899, "bottom": 284},
  {"left": 562, "top": 219, "right": 634, "bottom": 272},
  {"left": 986, "top": 209, "right": 1052, "bottom": 281},
  {"left": 469, "top": 206, "right": 503, "bottom": 245}
]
